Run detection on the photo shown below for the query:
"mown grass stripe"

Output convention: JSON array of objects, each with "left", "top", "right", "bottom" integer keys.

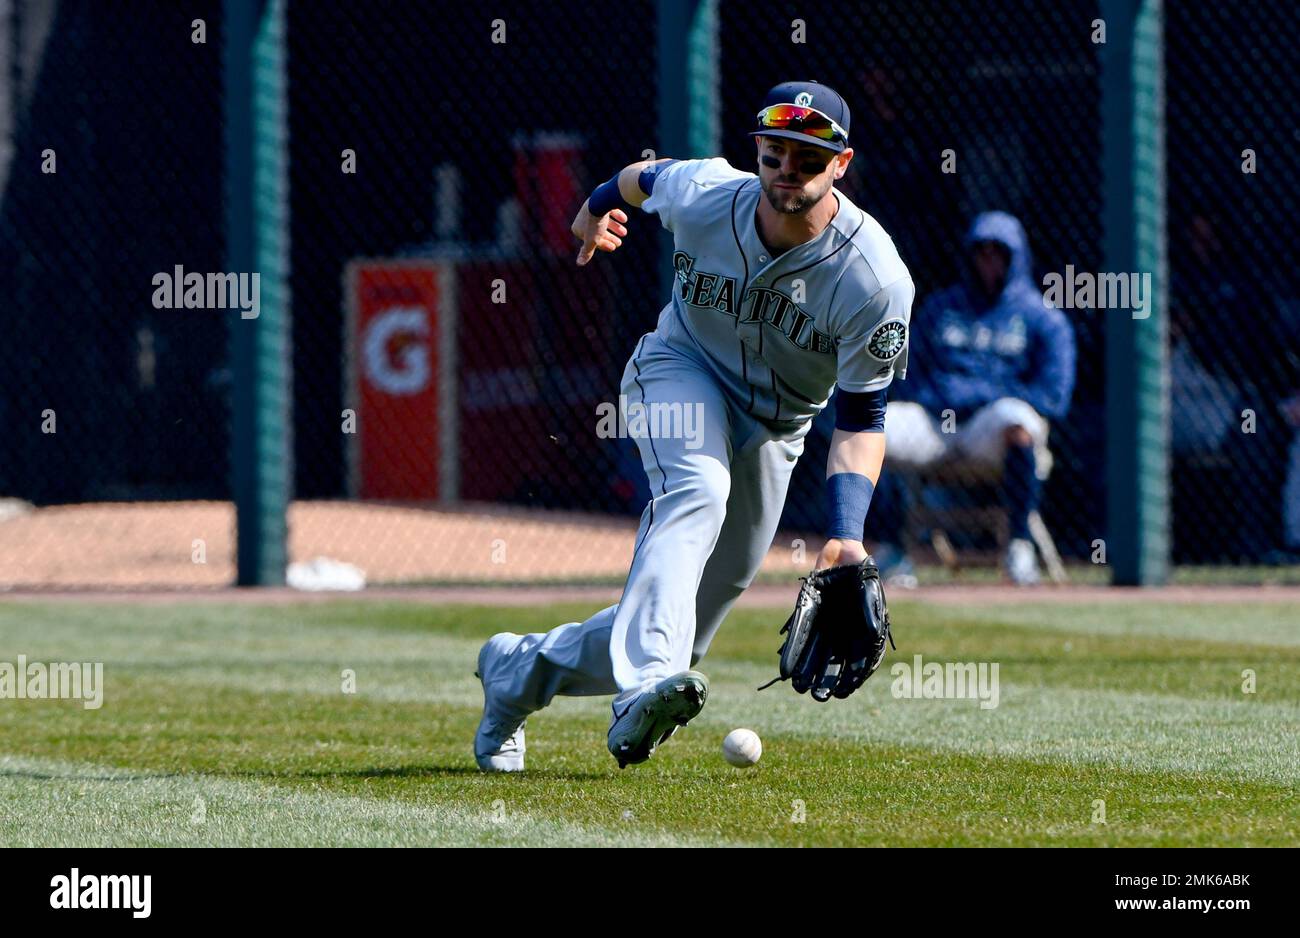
[
  {"left": 2, "top": 599, "right": 1297, "bottom": 847},
  {"left": 0, "top": 755, "right": 732, "bottom": 848}
]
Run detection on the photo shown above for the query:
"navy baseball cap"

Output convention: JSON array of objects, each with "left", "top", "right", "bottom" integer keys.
[{"left": 749, "top": 80, "right": 851, "bottom": 153}]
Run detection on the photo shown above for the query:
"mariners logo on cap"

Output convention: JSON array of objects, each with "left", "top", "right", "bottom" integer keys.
[{"left": 867, "top": 320, "right": 907, "bottom": 361}]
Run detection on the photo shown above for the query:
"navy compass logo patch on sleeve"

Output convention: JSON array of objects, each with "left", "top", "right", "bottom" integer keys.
[{"left": 866, "top": 320, "right": 907, "bottom": 361}]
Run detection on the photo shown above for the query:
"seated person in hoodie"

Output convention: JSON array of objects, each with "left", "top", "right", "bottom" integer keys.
[{"left": 878, "top": 211, "right": 1076, "bottom": 585}]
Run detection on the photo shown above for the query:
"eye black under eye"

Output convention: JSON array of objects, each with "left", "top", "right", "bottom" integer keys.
[{"left": 761, "top": 154, "right": 827, "bottom": 175}]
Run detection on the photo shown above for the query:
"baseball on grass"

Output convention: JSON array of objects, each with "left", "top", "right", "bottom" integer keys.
[{"left": 721, "top": 728, "right": 762, "bottom": 767}]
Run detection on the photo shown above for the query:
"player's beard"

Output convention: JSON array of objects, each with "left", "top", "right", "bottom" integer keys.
[{"left": 762, "top": 176, "right": 828, "bottom": 215}]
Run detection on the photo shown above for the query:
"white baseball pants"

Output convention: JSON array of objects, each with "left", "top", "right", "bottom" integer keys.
[{"left": 884, "top": 397, "right": 1052, "bottom": 479}]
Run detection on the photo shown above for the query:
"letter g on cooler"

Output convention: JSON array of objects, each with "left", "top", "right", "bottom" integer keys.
[{"left": 363, "top": 307, "right": 431, "bottom": 395}]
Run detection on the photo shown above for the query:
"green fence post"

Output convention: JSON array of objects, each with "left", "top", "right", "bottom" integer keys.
[
  {"left": 1101, "top": 0, "right": 1169, "bottom": 586},
  {"left": 226, "top": 0, "right": 291, "bottom": 586},
  {"left": 686, "top": 0, "right": 720, "bottom": 158},
  {"left": 658, "top": 0, "right": 717, "bottom": 300}
]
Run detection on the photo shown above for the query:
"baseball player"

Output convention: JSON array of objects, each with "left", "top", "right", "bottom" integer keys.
[{"left": 474, "top": 81, "right": 914, "bottom": 771}]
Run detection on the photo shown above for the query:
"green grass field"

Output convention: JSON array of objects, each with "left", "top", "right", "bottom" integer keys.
[{"left": 1, "top": 596, "right": 1297, "bottom": 847}]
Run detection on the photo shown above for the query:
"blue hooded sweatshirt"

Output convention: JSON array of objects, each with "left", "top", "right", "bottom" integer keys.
[{"left": 907, "top": 211, "right": 1076, "bottom": 420}]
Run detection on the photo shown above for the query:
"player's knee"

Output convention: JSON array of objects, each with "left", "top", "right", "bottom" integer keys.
[
  {"left": 703, "top": 462, "right": 733, "bottom": 501},
  {"left": 664, "top": 467, "right": 729, "bottom": 527}
]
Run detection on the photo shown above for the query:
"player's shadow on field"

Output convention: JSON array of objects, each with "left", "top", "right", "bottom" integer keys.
[
  {"left": 0, "top": 767, "right": 180, "bottom": 783},
  {"left": 252, "top": 763, "right": 610, "bottom": 782}
]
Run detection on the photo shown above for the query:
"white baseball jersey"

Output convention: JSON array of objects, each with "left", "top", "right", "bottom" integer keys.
[{"left": 641, "top": 157, "right": 915, "bottom": 425}]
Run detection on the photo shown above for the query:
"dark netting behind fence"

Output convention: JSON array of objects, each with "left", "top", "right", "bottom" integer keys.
[
  {"left": 1, "top": 1, "right": 231, "bottom": 587},
  {"left": 1166, "top": 1, "right": 1300, "bottom": 565},
  {"left": 1, "top": 0, "right": 1297, "bottom": 588}
]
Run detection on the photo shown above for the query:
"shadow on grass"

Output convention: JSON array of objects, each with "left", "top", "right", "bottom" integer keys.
[
  {"left": 0, "top": 766, "right": 182, "bottom": 783},
  {"left": 229, "top": 763, "right": 612, "bottom": 783}
]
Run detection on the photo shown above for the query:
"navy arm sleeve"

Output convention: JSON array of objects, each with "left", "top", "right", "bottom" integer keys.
[
  {"left": 834, "top": 386, "right": 889, "bottom": 432},
  {"left": 638, "top": 159, "right": 681, "bottom": 197}
]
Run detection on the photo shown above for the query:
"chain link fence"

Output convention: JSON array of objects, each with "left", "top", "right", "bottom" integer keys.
[
  {"left": 0, "top": 0, "right": 1296, "bottom": 588},
  {"left": 1166, "top": 0, "right": 1300, "bottom": 566},
  {"left": 1, "top": 0, "right": 231, "bottom": 586}
]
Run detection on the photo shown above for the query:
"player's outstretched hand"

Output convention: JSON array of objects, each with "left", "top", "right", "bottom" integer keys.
[
  {"left": 814, "top": 537, "right": 868, "bottom": 572},
  {"left": 571, "top": 201, "right": 629, "bottom": 266}
]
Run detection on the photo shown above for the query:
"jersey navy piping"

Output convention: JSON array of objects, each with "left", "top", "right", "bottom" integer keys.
[
  {"left": 731, "top": 177, "right": 850, "bottom": 421},
  {"left": 763, "top": 190, "right": 862, "bottom": 416},
  {"left": 623, "top": 337, "right": 660, "bottom": 585},
  {"left": 773, "top": 369, "right": 819, "bottom": 407},
  {"left": 770, "top": 203, "right": 865, "bottom": 288},
  {"left": 841, "top": 224, "right": 908, "bottom": 298},
  {"left": 630, "top": 335, "right": 666, "bottom": 500},
  {"left": 727, "top": 183, "right": 758, "bottom": 417}
]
